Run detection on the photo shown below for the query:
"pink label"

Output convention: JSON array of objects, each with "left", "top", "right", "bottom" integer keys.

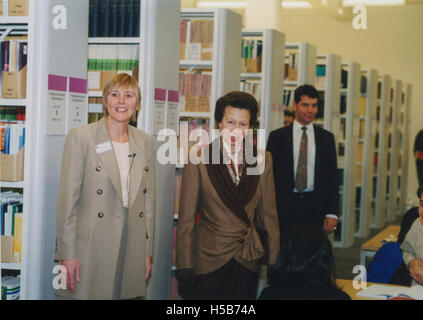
[
  {"left": 154, "top": 88, "right": 166, "bottom": 101},
  {"left": 69, "top": 77, "right": 88, "bottom": 94},
  {"left": 168, "top": 90, "right": 179, "bottom": 103},
  {"left": 48, "top": 74, "right": 67, "bottom": 92}
]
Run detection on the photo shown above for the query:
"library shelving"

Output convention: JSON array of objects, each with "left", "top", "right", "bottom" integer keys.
[
  {"left": 386, "top": 80, "right": 402, "bottom": 222},
  {"left": 354, "top": 69, "right": 378, "bottom": 238},
  {"left": 0, "top": 3, "right": 29, "bottom": 300},
  {"left": 240, "top": 28, "right": 285, "bottom": 138},
  {"left": 333, "top": 62, "right": 361, "bottom": 249},
  {"left": 0, "top": 0, "right": 90, "bottom": 300},
  {"left": 314, "top": 53, "right": 341, "bottom": 136},
  {"left": 398, "top": 83, "right": 412, "bottom": 216},
  {"left": 283, "top": 42, "right": 316, "bottom": 110},
  {"left": 172, "top": 7, "right": 242, "bottom": 300},
  {"left": 373, "top": 74, "right": 392, "bottom": 230}
]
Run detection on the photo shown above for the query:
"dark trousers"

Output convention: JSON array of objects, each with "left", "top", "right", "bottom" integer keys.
[
  {"left": 280, "top": 192, "right": 321, "bottom": 244},
  {"left": 194, "top": 259, "right": 259, "bottom": 300}
]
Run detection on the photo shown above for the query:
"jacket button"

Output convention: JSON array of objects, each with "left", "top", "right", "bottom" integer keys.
[
  {"left": 98, "top": 212, "right": 104, "bottom": 218},
  {"left": 95, "top": 166, "right": 102, "bottom": 172},
  {"left": 241, "top": 230, "right": 247, "bottom": 235},
  {"left": 143, "top": 188, "right": 147, "bottom": 194},
  {"left": 97, "top": 189, "right": 103, "bottom": 195},
  {"left": 139, "top": 212, "right": 144, "bottom": 218},
  {"left": 238, "top": 239, "right": 244, "bottom": 244},
  {"left": 144, "top": 166, "right": 149, "bottom": 172}
]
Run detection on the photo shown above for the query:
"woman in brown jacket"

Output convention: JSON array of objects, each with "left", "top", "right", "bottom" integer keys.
[
  {"left": 176, "top": 91, "right": 279, "bottom": 300},
  {"left": 55, "top": 74, "right": 155, "bottom": 299}
]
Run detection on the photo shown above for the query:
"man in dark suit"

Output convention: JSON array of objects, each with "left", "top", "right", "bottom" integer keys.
[{"left": 266, "top": 85, "right": 339, "bottom": 244}]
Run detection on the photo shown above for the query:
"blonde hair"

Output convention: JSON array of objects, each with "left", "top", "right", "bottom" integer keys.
[{"left": 102, "top": 73, "right": 142, "bottom": 117}]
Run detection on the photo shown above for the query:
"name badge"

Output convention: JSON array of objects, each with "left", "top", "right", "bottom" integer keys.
[{"left": 95, "top": 141, "right": 112, "bottom": 154}]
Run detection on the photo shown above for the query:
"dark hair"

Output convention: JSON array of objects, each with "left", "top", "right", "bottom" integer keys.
[
  {"left": 269, "top": 224, "right": 337, "bottom": 294},
  {"left": 284, "top": 110, "right": 295, "bottom": 118},
  {"left": 294, "top": 84, "right": 318, "bottom": 104},
  {"left": 214, "top": 91, "right": 258, "bottom": 128},
  {"left": 417, "top": 186, "right": 423, "bottom": 198}
]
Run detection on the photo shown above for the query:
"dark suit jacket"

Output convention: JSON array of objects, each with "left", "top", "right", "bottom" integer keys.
[{"left": 266, "top": 123, "right": 339, "bottom": 233}]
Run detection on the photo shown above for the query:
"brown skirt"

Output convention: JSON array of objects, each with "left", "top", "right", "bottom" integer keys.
[{"left": 194, "top": 258, "right": 259, "bottom": 300}]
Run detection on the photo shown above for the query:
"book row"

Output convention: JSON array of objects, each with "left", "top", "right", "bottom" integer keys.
[
  {"left": 241, "top": 39, "right": 262, "bottom": 74},
  {"left": 1, "top": 276, "right": 20, "bottom": 300},
  {"left": 180, "top": 19, "right": 213, "bottom": 61},
  {"left": 178, "top": 71, "right": 212, "bottom": 113},
  {"left": 0, "top": 0, "right": 27, "bottom": 16},
  {"left": 89, "top": 0, "right": 141, "bottom": 38},
  {"left": 1, "top": 192, "right": 23, "bottom": 264},
  {"left": 0, "top": 106, "right": 25, "bottom": 121},
  {"left": 0, "top": 122, "right": 25, "bottom": 155},
  {"left": 88, "top": 44, "right": 139, "bottom": 91}
]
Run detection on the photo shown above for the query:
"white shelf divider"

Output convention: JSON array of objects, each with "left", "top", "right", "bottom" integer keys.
[
  {"left": 373, "top": 74, "right": 392, "bottom": 230},
  {"left": 355, "top": 69, "right": 378, "bottom": 238}
]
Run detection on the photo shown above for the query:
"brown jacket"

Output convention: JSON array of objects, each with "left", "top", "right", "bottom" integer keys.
[
  {"left": 176, "top": 148, "right": 279, "bottom": 275},
  {"left": 55, "top": 118, "right": 155, "bottom": 299}
]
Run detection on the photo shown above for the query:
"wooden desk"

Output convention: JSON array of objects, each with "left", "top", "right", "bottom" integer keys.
[
  {"left": 359, "top": 225, "right": 401, "bottom": 266},
  {"left": 336, "top": 279, "right": 409, "bottom": 300}
]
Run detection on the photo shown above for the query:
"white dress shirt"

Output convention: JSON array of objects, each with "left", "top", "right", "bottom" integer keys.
[
  {"left": 112, "top": 141, "right": 130, "bottom": 208},
  {"left": 292, "top": 120, "right": 337, "bottom": 220}
]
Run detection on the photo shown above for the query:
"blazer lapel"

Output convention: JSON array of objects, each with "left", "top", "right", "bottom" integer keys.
[
  {"left": 313, "top": 125, "right": 321, "bottom": 185},
  {"left": 128, "top": 125, "right": 145, "bottom": 209},
  {"left": 96, "top": 118, "right": 123, "bottom": 207},
  {"left": 287, "top": 124, "right": 295, "bottom": 188}
]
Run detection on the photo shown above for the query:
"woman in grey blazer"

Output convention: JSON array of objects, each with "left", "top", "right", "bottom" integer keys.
[{"left": 55, "top": 73, "right": 155, "bottom": 300}]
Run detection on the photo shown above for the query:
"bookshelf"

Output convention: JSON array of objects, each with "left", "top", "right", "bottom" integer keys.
[
  {"left": 398, "top": 83, "right": 412, "bottom": 215},
  {"left": 373, "top": 75, "right": 392, "bottom": 230},
  {"left": 283, "top": 42, "right": 316, "bottom": 111},
  {"left": 333, "top": 62, "right": 361, "bottom": 249},
  {"left": 354, "top": 69, "right": 378, "bottom": 238},
  {"left": 314, "top": 54, "right": 341, "bottom": 137},
  {"left": 0, "top": 2, "right": 29, "bottom": 300},
  {"left": 240, "top": 28, "right": 285, "bottom": 139},
  {"left": 386, "top": 80, "right": 402, "bottom": 222},
  {"left": 0, "top": 0, "right": 90, "bottom": 300}
]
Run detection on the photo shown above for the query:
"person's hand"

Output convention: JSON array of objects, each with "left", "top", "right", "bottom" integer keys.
[
  {"left": 409, "top": 259, "right": 423, "bottom": 284},
  {"left": 323, "top": 217, "right": 338, "bottom": 234},
  {"left": 146, "top": 256, "right": 152, "bottom": 280},
  {"left": 61, "top": 259, "right": 80, "bottom": 291},
  {"left": 176, "top": 268, "right": 195, "bottom": 299}
]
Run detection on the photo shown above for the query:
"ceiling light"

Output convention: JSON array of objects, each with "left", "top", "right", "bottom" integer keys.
[
  {"left": 322, "top": 0, "right": 328, "bottom": 5},
  {"left": 337, "top": 7, "right": 344, "bottom": 14},
  {"left": 197, "top": 1, "right": 247, "bottom": 8},
  {"left": 281, "top": 1, "right": 313, "bottom": 9},
  {"left": 342, "top": 0, "right": 405, "bottom": 6}
]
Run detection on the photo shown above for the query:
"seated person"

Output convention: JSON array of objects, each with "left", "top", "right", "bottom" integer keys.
[
  {"left": 259, "top": 223, "right": 350, "bottom": 300},
  {"left": 400, "top": 186, "right": 423, "bottom": 286},
  {"left": 390, "top": 186, "right": 422, "bottom": 286}
]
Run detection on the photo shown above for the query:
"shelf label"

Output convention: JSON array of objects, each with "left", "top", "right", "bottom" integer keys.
[
  {"left": 67, "top": 77, "right": 88, "bottom": 132},
  {"left": 153, "top": 88, "right": 166, "bottom": 136},
  {"left": 167, "top": 90, "right": 179, "bottom": 135},
  {"left": 47, "top": 74, "right": 67, "bottom": 135}
]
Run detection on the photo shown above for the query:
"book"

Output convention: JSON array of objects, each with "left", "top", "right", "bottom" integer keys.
[
  {"left": 357, "top": 284, "right": 423, "bottom": 300},
  {"left": 13, "top": 212, "right": 23, "bottom": 262},
  {"left": 1, "top": 277, "right": 20, "bottom": 300},
  {"left": 126, "top": 0, "right": 134, "bottom": 37}
]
